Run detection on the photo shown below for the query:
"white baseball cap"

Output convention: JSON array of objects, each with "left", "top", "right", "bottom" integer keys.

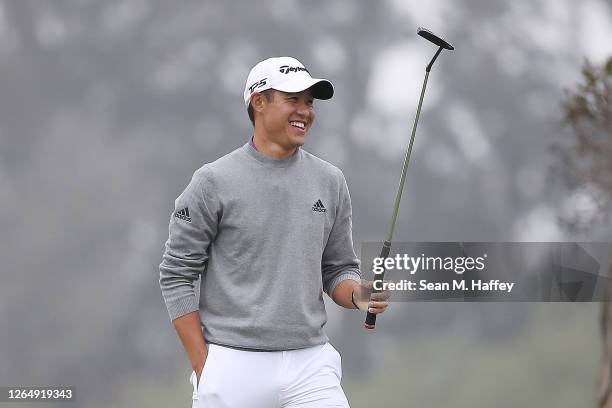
[{"left": 243, "top": 56, "right": 334, "bottom": 107}]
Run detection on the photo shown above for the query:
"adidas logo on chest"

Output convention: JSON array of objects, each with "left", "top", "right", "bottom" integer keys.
[{"left": 312, "top": 199, "right": 327, "bottom": 213}]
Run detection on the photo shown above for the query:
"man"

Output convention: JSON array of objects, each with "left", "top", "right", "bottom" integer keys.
[{"left": 159, "top": 56, "right": 389, "bottom": 408}]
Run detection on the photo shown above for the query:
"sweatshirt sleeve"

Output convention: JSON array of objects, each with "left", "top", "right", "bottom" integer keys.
[
  {"left": 321, "top": 170, "right": 361, "bottom": 296},
  {"left": 159, "top": 167, "right": 219, "bottom": 321}
]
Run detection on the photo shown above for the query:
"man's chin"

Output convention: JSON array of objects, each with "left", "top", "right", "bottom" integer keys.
[{"left": 289, "top": 134, "right": 307, "bottom": 147}]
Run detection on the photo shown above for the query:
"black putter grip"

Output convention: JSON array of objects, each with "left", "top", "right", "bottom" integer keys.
[{"left": 364, "top": 241, "right": 391, "bottom": 329}]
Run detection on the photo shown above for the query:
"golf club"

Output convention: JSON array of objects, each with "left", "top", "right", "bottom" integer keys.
[{"left": 364, "top": 27, "right": 454, "bottom": 330}]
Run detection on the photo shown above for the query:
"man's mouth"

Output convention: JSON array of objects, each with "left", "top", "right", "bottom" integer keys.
[{"left": 289, "top": 121, "right": 306, "bottom": 130}]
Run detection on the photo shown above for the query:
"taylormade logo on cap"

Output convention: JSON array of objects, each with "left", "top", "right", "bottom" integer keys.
[
  {"left": 243, "top": 56, "right": 334, "bottom": 107},
  {"left": 279, "top": 65, "right": 309, "bottom": 74}
]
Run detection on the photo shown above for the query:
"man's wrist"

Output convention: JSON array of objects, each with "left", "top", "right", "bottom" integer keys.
[
  {"left": 351, "top": 289, "right": 360, "bottom": 309},
  {"left": 191, "top": 348, "right": 208, "bottom": 371}
]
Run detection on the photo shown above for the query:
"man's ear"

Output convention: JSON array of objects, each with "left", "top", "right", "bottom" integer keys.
[{"left": 251, "top": 92, "right": 265, "bottom": 114}]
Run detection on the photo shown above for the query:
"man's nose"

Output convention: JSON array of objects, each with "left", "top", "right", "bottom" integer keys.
[{"left": 295, "top": 100, "right": 311, "bottom": 115}]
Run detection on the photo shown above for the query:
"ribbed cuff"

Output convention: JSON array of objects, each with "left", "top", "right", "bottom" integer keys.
[
  {"left": 166, "top": 295, "right": 199, "bottom": 321},
  {"left": 325, "top": 270, "right": 361, "bottom": 296}
]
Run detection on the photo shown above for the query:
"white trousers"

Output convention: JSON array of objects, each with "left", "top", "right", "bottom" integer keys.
[{"left": 190, "top": 342, "right": 350, "bottom": 408}]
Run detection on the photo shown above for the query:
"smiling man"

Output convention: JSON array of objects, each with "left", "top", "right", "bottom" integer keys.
[{"left": 159, "top": 56, "right": 389, "bottom": 408}]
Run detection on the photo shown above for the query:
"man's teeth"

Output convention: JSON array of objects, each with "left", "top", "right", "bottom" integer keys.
[{"left": 290, "top": 121, "right": 305, "bottom": 129}]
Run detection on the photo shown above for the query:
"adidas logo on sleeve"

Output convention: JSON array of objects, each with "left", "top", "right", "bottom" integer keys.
[
  {"left": 174, "top": 207, "right": 192, "bottom": 222},
  {"left": 312, "top": 199, "right": 327, "bottom": 213}
]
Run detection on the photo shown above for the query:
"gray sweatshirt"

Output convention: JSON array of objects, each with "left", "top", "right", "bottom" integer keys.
[{"left": 159, "top": 142, "right": 361, "bottom": 350}]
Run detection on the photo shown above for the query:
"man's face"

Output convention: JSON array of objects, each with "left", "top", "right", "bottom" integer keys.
[{"left": 258, "top": 89, "right": 315, "bottom": 150}]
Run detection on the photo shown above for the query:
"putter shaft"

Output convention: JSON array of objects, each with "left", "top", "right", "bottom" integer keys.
[{"left": 364, "top": 46, "right": 447, "bottom": 330}]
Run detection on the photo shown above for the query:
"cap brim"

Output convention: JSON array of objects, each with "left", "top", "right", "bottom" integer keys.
[{"left": 274, "top": 78, "right": 334, "bottom": 100}]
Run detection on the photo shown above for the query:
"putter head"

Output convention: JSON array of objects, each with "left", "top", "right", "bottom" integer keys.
[{"left": 417, "top": 27, "right": 454, "bottom": 50}]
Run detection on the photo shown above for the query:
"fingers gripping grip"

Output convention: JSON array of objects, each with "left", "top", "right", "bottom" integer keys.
[{"left": 364, "top": 241, "right": 391, "bottom": 329}]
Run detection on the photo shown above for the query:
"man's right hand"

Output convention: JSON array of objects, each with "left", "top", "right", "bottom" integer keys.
[
  {"left": 172, "top": 311, "right": 208, "bottom": 387},
  {"left": 194, "top": 351, "right": 207, "bottom": 386}
]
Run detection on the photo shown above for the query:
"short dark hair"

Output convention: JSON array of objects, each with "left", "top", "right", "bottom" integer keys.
[{"left": 248, "top": 89, "right": 275, "bottom": 126}]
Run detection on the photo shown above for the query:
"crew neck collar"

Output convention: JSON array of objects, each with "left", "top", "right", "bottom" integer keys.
[{"left": 243, "top": 142, "right": 301, "bottom": 168}]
